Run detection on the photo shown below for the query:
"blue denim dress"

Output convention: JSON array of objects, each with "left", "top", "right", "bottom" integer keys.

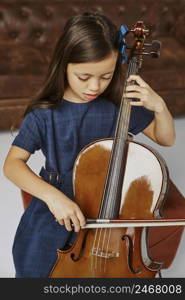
[{"left": 11, "top": 97, "right": 154, "bottom": 277}]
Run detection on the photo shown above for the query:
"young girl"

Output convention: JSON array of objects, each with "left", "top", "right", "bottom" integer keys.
[{"left": 3, "top": 12, "right": 175, "bottom": 278}]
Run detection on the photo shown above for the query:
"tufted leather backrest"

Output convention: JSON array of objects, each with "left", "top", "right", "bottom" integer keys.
[
  {"left": 0, "top": 0, "right": 185, "bottom": 130},
  {"left": 0, "top": 1, "right": 66, "bottom": 98}
]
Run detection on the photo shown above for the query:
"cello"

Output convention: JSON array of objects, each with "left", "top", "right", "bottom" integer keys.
[{"left": 49, "top": 21, "right": 184, "bottom": 278}]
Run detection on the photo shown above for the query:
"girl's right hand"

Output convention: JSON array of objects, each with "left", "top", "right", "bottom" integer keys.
[{"left": 46, "top": 195, "right": 86, "bottom": 232}]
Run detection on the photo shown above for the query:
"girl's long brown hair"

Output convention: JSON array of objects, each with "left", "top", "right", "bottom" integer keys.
[{"left": 24, "top": 12, "right": 124, "bottom": 116}]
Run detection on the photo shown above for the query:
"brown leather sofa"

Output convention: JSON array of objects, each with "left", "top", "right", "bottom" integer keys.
[{"left": 0, "top": 0, "right": 185, "bottom": 130}]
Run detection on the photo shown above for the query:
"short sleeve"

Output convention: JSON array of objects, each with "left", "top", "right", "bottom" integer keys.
[
  {"left": 12, "top": 110, "right": 45, "bottom": 153},
  {"left": 129, "top": 106, "right": 154, "bottom": 135}
]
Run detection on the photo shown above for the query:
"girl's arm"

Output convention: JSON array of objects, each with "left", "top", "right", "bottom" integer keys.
[
  {"left": 125, "top": 75, "right": 176, "bottom": 146},
  {"left": 3, "top": 146, "right": 86, "bottom": 232}
]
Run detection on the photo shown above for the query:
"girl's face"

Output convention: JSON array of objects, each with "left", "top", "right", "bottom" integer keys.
[{"left": 64, "top": 51, "right": 118, "bottom": 103}]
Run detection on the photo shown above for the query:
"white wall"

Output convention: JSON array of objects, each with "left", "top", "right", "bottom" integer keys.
[{"left": 0, "top": 116, "right": 185, "bottom": 278}]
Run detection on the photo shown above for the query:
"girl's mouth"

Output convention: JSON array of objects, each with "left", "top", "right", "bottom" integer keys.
[{"left": 84, "top": 94, "right": 98, "bottom": 100}]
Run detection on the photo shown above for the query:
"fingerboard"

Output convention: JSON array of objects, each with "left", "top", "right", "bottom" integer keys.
[{"left": 99, "top": 57, "right": 139, "bottom": 219}]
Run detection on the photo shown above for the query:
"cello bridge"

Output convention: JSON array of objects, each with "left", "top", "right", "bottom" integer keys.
[{"left": 91, "top": 248, "right": 119, "bottom": 259}]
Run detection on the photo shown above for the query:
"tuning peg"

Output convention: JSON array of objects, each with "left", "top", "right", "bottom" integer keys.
[
  {"left": 143, "top": 40, "right": 161, "bottom": 58},
  {"left": 143, "top": 43, "right": 152, "bottom": 47},
  {"left": 141, "top": 52, "right": 151, "bottom": 56},
  {"left": 150, "top": 40, "right": 161, "bottom": 58}
]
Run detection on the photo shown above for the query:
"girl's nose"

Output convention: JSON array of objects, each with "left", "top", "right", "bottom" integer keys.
[{"left": 88, "top": 79, "right": 100, "bottom": 92}]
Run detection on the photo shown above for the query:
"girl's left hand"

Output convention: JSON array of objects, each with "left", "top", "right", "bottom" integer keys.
[{"left": 125, "top": 75, "right": 166, "bottom": 113}]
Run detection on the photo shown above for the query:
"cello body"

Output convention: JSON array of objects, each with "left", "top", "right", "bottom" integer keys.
[{"left": 49, "top": 138, "right": 169, "bottom": 278}]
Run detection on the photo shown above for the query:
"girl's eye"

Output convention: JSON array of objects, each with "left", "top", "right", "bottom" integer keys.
[
  {"left": 102, "top": 77, "right": 112, "bottom": 80},
  {"left": 78, "top": 77, "right": 89, "bottom": 81},
  {"left": 78, "top": 76, "right": 112, "bottom": 81}
]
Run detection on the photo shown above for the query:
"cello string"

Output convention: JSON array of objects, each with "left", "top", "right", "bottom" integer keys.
[
  {"left": 90, "top": 59, "right": 138, "bottom": 275},
  {"left": 111, "top": 59, "right": 137, "bottom": 213},
  {"left": 100, "top": 61, "right": 135, "bottom": 273},
  {"left": 93, "top": 228, "right": 103, "bottom": 272},
  {"left": 91, "top": 228, "right": 99, "bottom": 273},
  {"left": 100, "top": 227, "right": 110, "bottom": 273},
  {"left": 97, "top": 228, "right": 106, "bottom": 273},
  {"left": 98, "top": 61, "right": 129, "bottom": 219},
  {"left": 91, "top": 228, "right": 104, "bottom": 273},
  {"left": 97, "top": 228, "right": 104, "bottom": 272},
  {"left": 107, "top": 58, "right": 138, "bottom": 220},
  {"left": 103, "top": 228, "right": 112, "bottom": 273},
  {"left": 101, "top": 61, "right": 137, "bottom": 273},
  {"left": 101, "top": 227, "right": 108, "bottom": 272},
  {"left": 107, "top": 59, "right": 134, "bottom": 218}
]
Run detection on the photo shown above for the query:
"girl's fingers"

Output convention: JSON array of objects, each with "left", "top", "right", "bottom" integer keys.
[
  {"left": 58, "top": 216, "right": 80, "bottom": 232},
  {"left": 70, "top": 216, "right": 81, "bottom": 232},
  {"left": 63, "top": 213, "right": 84, "bottom": 232},
  {"left": 125, "top": 85, "right": 144, "bottom": 93},
  {"left": 124, "top": 92, "right": 141, "bottom": 99},
  {"left": 127, "top": 75, "right": 148, "bottom": 87},
  {"left": 76, "top": 210, "right": 86, "bottom": 227},
  {"left": 130, "top": 101, "right": 143, "bottom": 106},
  {"left": 58, "top": 219, "right": 64, "bottom": 225},
  {"left": 64, "top": 218, "right": 72, "bottom": 231}
]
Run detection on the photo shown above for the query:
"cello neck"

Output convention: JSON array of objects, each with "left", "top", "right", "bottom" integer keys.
[
  {"left": 115, "top": 57, "right": 139, "bottom": 143},
  {"left": 98, "top": 58, "right": 138, "bottom": 220}
]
